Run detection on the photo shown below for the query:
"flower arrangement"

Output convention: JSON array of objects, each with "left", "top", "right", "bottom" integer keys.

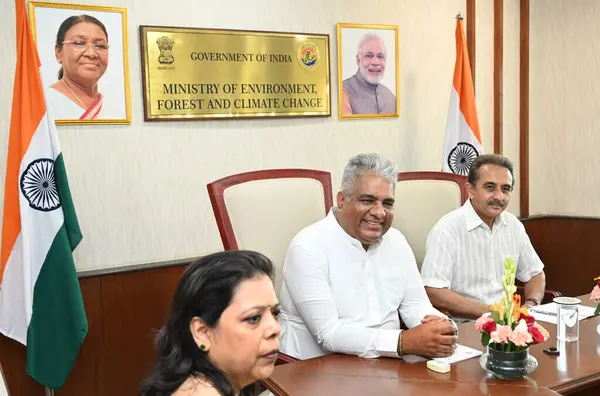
[
  {"left": 591, "top": 276, "right": 600, "bottom": 315},
  {"left": 475, "top": 258, "right": 550, "bottom": 352}
]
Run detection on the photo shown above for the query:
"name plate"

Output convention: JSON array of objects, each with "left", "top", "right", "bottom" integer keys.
[{"left": 140, "top": 26, "right": 331, "bottom": 120}]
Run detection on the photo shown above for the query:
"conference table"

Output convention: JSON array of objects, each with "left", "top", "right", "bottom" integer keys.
[{"left": 265, "top": 294, "right": 600, "bottom": 396}]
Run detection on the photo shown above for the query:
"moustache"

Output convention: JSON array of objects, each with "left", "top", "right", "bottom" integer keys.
[{"left": 488, "top": 199, "right": 505, "bottom": 207}]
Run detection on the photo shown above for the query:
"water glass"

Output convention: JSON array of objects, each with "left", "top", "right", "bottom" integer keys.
[{"left": 554, "top": 297, "right": 581, "bottom": 342}]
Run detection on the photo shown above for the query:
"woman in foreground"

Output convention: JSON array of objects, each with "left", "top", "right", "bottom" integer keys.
[{"left": 140, "top": 250, "right": 281, "bottom": 396}]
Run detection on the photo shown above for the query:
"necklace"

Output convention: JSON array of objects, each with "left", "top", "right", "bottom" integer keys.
[{"left": 61, "top": 79, "right": 86, "bottom": 109}]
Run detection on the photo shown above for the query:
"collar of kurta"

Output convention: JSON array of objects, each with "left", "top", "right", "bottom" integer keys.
[
  {"left": 328, "top": 207, "right": 384, "bottom": 250},
  {"left": 462, "top": 198, "right": 507, "bottom": 232}
]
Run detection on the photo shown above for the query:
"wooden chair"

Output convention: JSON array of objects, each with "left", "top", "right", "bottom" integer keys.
[
  {"left": 207, "top": 169, "right": 333, "bottom": 366},
  {"left": 394, "top": 171, "right": 468, "bottom": 269}
]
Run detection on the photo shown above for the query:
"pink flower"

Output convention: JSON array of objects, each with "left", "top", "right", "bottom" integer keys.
[
  {"left": 531, "top": 322, "right": 550, "bottom": 343},
  {"left": 475, "top": 313, "right": 495, "bottom": 332},
  {"left": 508, "top": 320, "right": 533, "bottom": 347},
  {"left": 490, "top": 325, "right": 512, "bottom": 344},
  {"left": 591, "top": 285, "right": 600, "bottom": 301}
]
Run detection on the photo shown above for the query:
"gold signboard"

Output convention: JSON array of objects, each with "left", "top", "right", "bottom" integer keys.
[{"left": 140, "top": 26, "right": 331, "bottom": 120}]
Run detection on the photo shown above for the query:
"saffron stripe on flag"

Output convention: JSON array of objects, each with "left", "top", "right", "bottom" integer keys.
[{"left": 0, "top": 0, "right": 87, "bottom": 390}]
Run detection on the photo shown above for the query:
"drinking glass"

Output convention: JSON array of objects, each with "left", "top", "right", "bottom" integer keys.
[{"left": 554, "top": 297, "right": 581, "bottom": 342}]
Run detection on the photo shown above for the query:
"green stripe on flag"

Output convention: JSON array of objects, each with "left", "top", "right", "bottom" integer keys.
[
  {"left": 55, "top": 153, "right": 82, "bottom": 250},
  {"left": 26, "top": 224, "right": 87, "bottom": 389},
  {"left": 25, "top": 153, "right": 87, "bottom": 389}
]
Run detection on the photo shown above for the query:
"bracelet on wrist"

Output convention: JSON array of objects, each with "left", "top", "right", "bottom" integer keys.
[
  {"left": 397, "top": 331, "right": 403, "bottom": 358},
  {"left": 526, "top": 297, "right": 540, "bottom": 306}
]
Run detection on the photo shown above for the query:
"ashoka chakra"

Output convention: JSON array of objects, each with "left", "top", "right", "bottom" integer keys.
[
  {"left": 448, "top": 143, "right": 479, "bottom": 176},
  {"left": 20, "top": 158, "right": 61, "bottom": 212}
]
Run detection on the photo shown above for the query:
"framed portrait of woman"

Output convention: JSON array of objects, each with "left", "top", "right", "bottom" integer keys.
[
  {"left": 28, "top": 1, "right": 131, "bottom": 125},
  {"left": 336, "top": 23, "right": 399, "bottom": 120}
]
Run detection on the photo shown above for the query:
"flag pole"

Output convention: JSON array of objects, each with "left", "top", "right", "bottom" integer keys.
[
  {"left": 45, "top": 387, "right": 54, "bottom": 396},
  {"left": 456, "top": 11, "right": 464, "bottom": 20}
]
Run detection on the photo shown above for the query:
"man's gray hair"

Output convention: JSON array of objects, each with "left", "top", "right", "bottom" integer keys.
[
  {"left": 357, "top": 32, "right": 386, "bottom": 57},
  {"left": 341, "top": 153, "right": 398, "bottom": 197}
]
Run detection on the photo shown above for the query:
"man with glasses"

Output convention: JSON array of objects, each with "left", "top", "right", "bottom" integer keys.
[
  {"left": 342, "top": 33, "right": 396, "bottom": 115},
  {"left": 421, "top": 154, "right": 547, "bottom": 320}
]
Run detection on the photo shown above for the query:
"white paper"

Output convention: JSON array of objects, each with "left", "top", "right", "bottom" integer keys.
[
  {"left": 433, "top": 344, "right": 483, "bottom": 365},
  {"left": 529, "top": 303, "right": 597, "bottom": 324}
]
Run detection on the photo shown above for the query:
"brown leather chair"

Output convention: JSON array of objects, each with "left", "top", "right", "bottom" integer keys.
[{"left": 207, "top": 169, "right": 333, "bottom": 366}]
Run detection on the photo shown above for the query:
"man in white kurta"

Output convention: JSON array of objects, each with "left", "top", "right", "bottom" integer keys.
[
  {"left": 421, "top": 154, "right": 546, "bottom": 320},
  {"left": 279, "top": 154, "right": 457, "bottom": 360}
]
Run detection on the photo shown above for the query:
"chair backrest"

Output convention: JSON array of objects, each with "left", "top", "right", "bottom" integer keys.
[
  {"left": 0, "top": 362, "right": 9, "bottom": 396},
  {"left": 207, "top": 169, "right": 333, "bottom": 296},
  {"left": 393, "top": 171, "right": 468, "bottom": 268}
]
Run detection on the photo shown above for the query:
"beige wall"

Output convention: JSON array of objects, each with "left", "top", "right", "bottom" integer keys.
[
  {"left": 530, "top": 0, "right": 600, "bottom": 216},
  {"left": 0, "top": 0, "right": 502, "bottom": 271}
]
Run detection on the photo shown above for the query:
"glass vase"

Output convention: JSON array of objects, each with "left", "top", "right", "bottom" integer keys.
[{"left": 479, "top": 346, "right": 538, "bottom": 380}]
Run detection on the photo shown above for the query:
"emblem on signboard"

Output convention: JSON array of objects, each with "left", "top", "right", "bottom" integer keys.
[
  {"left": 157, "top": 36, "right": 175, "bottom": 64},
  {"left": 297, "top": 43, "right": 319, "bottom": 70}
]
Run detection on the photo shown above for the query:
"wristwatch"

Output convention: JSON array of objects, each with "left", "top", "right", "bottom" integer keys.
[{"left": 525, "top": 297, "right": 540, "bottom": 306}]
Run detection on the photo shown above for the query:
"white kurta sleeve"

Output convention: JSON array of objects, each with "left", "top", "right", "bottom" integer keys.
[{"left": 283, "top": 244, "right": 401, "bottom": 358}]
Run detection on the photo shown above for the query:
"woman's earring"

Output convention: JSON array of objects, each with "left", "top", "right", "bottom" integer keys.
[{"left": 200, "top": 344, "right": 206, "bottom": 351}]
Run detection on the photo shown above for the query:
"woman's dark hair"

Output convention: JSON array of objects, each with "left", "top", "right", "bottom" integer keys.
[
  {"left": 55, "top": 14, "right": 108, "bottom": 79},
  {"left": 139, "top": 250, "right": 274, "bottom": 396}
]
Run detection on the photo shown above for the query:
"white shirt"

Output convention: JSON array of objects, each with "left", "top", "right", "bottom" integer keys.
[
  {"left": 279, "top": 209, "right": 443, "bottom": 360},
  {"left": 421, "top": 200, "right": 544, "bottom": 306}
]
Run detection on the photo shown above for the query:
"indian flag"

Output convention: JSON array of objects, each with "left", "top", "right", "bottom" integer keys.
[
  {"left": 442, "top": 14, "right": 484, "bottom": 176},
  {"left": 0, "top": 0, "right": 87, "bottom": 390}
]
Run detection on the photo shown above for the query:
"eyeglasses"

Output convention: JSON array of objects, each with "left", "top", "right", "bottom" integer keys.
[{"left": 61, "top": 41, "right": 109, "bottom": 54}]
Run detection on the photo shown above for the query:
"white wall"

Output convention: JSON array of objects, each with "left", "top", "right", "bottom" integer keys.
[
  {"left": 530, "top": 0, "right": 600, "bottom": 216},
  {"left": 0, "top": 0, "right": 497, "bottom": 271}
]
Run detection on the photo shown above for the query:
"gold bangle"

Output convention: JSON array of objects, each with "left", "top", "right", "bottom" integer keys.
[{"left": 397, "top": 331, "right": 403, "bottom": 358}]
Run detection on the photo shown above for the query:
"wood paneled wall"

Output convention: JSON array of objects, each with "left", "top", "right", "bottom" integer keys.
[
  {"left": 522, "top": 216, "right": 600, "bottom": 297},
  {"left": 0, "top": 263, "right": 189, "bottom": 396}
]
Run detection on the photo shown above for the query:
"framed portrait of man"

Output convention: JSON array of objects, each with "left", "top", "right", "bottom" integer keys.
[
  {"left": 336, "top": 23, "right": 399, "bottom": 119},
  {"left": 28, "top": 1, "right": 131, "bottom": 125}
]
